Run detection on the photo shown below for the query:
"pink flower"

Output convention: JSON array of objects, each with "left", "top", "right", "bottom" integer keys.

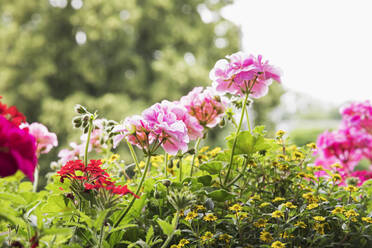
[
  {"left": 349, "top": 170, "right": 372, "bottom": 186},
  {"left": 80, "top": 119, "right": 107, "bottom": 152},
  {"left": 142, "top": 101, "right": 189, "bottom": 155},
  {"left": 0, "top": 116, "right": 38, "bottom": 181},
  {"left": 210, "top": 52, "right": 281, "bottom": 98},
  {"left": 20, "top": 122, "right": 58, "bottom": 156},
  {"left": 341, "top": 100, "right": 372, "bottom": 134},
  {"left": 58, "top": 142, "right": 85, "bottom": 165},
  {"left": 180, "top": 87, "right": 226, "bottom": 128}
]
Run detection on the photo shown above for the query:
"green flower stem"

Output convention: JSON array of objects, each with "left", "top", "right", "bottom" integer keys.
[
  {"left": 32, "top": 164, "right": 39, "bottom": 192},
  {"left": 160, "top": 213, "right": 180, "bottom": 248},
  {"left": 226, "top": 157, "right": 249, "bottom": 188},
  {"left": 179, "top": 158, "right": 183, "bottom": 182},
  {"left": 84, "top": 116, "right": 94, "bottom": 167},
  {"left": 224, "top": 91, "right": 250, "bottom": 185},
  {"left": 112, "top": 154, "right": 152, "bottom": 228},
  {"left": 245, "top": 105, "right": 251, "bottom": 132},
  {"left": 164, "top": 151, "right": 168, "bottom": 177},
  {"left": 126, "top": 140, "right": 142, "bottom": 177},
  {"left": 190, "top": 137, "right": 202, "bottom": 177},
  {"left": 98, "top": 220, "right": 105, "bottom": 248}
]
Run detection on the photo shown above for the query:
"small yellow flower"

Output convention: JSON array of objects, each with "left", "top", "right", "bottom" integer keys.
[
  {"left": 313, "top": 165, "right": 324, "bottom": 171},
  {"left": 203, "top": 213, "right": 217, "bottom": 222},
  {"left": 195, "top": 205, "right": 206, "bottom": 211},
  {"left": 319, "top": 196, "right": 327, "bottom": 202},
  {"left": 280, "top": 232, "right": 294, "bottom": 239},
  {"left": 277, "top": 154, "right": 287, "bottom": 161},
  {"left": 179, "top": 209, "right": 184, "bottom": 217},
  {"left": 302, "top": 192, "right": 317, "bottom": 203},
  {"left": 305, "top": 174, "right": 316, "bottom": 181},
  {"left": 250, "top": 194, "right": 261, "bottom": 201},
  {"left": 294, "top": 221, "right": 307, "bottom": 229},
  {"left": 219, "top": 233, "right": 232, "bottom": 243},
  {"left": 253, "top": 218, "right": 268, "bottom": 228},
  {"left": 331, "top": 206, "right": 345, "bottom": 215},
  {"left": 185, "top": 211, "right": 198, "bottom": 221},
  {"left": 313, "top": 223, "right": 325, "bottom": 235},
  {"left": 331, "top": 174, "right": 342, "bottom": 181},
  {"left": 207, "top": 147, "right": 221, "bottom": 157},
  {"left": 272, "top": 197, "right": 285, "bottom": 203},
  {"left": 284, "top": 202, "right": 297, "bottom": 209},
  {"left": 201, "top": 231, "right": 213, "bottom": 242},
  {"left": 297, "top": 172, "right": 306, "bottom": 178},
  {"left": 345, "top": 185, "right": 358, "bottom": 192},
  {"left": 272, "top": 161, "right": 279, "bottom": 167},
  {"left": 307, "top": 203, "right": 319, "bottom": 210},
  {"left": 313, "top": 216, "right": 325, "bottom": 222},
  {"left": 306, "top": 143, "right": 317, "bottom": 149},
  {"left": 344, "top": 209, "right": 359, "bottom": 218},
  {"left": 279, "top": 164, "right": 289, "bottom": 171},
  {"left": 239, "top": 212, "right": 249, "bottom": 220},
  {"left": 260, "top": 231, "right": 273, "bottom": 242},
  {"left": 259, "top": 202, "right": 270, "bottom": 208},
  {"left": 272, "top": 210, "right": 284, "bottom": 219},
  {"left": 170, "top": 245, "right": 178, "bottom": 248},
  {"left": 108, "top": 154, "right": 120, "bottom": 163},
  {"left": 331, "top": 163, "right": 342, "bottom": 169},
  {"left": 271, "top": 241, "right": 286, "bottom": 248},
  {"left": 178, "top": 239, "right": 189, "bottom": 246},
  {"left": 199, "top": 146, "right": 210, "bottom": 153},
  {"left": 229, "top": 203, "right": 242, "bottom": 212},
  {"left": 276, "top": 130, "right": 285, "bottom": 138},
  {"left": 139, "top": 161, "right": 146, "bottom": 168},
  {"left": 293, "top": 151, "right": 304, "bottom": 160},
  {"left": 362, "top": 217, "right": 372, "bottom": 224}
]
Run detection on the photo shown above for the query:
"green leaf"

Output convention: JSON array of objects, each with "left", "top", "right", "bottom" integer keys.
[
  {"left": 197, "top": 175, "right": 212, "bottom": 186},
  {"left": 199, "top": 161, "right": 223, "bottom": 175},
  {"left": 145, "top": 226, "right": 154, "bottom": 243},
  {"left": 108, "top": 224, "right": 137, "bottom": 234},
  {"left": 207, "top": 189, "right": 235, "bottom": 202},
  {"left": 41, "top": 194, "right": 71, "bottom": 213},
  {"left": 226, "top": 128, "right": 273, "bottom": 155},
  {"left": 157, "top": 218, "right": 173, "bottom": 236},
  {"left": 94, "top": 209, "right": 110, "bottom": 230},
  {"left": 42, "top": 228, "right": 73, "bottom": 236},
  {"left": 0, "top": 192, "right": 27, "bottom": 205}
]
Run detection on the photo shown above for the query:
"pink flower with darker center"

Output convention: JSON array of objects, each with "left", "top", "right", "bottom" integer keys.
[
  {"left": 210, "top": 52, "right": 281, "bottom": 98},
  {"left": 20, "top": 122, "right": 58, "bottom": 156},
  {"left": 0, "top": 116, "right": 38, "bottom": 181},
  {"left": 180, "top": 87, "right": 226, "bottom": 128}
]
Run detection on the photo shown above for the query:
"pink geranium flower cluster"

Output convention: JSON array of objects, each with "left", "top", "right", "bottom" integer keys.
[
  {"left": 315, "top": 100, "right": 372, "bottom": 185},
  {"left": 20, "top": 122, "right": 58, "bottom": 156},
  {"left": 209, "top": 52, "right": 281, "bottom": 98}
]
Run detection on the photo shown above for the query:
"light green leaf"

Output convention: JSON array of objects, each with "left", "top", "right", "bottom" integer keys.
[
  {"left": 199, "top": 161, "right": 224, "bottom": 175},
  {"left": 157, "top": 218, "right": 173, "bottom": 236}
]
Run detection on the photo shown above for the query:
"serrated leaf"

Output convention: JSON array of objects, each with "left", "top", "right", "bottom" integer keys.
[
  {"left": 157, "top": 218, "right": 173, "bottom": 236},
  {"left": 145, "top": 226, "right": 154, "bottom": 243}
]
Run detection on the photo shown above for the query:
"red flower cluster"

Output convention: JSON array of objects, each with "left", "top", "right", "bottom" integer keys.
[
  {"left": 57, "top": 159, "right": 138, "bottom": 198},
  {"left": 0, "top": 96, "right": 26, "bottom": 126}
]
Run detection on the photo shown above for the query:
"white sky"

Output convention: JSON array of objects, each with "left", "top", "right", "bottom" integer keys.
[{"left": 222, "top": 0, "right": 372, "bottom": 104}]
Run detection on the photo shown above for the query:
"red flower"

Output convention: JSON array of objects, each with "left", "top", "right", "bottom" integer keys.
[{"left": 0, "top": 97, "right": 26, "bottom": 126}]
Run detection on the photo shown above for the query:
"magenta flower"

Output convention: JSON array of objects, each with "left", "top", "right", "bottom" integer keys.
[
  {"left": 20, "top": 122, "right": 58, "bottom": 156},
  {"left": 210, "top": 52, "right": 281, "bottom": 98},
  {"left": 348, "top": 170, "right": 372, "bottom": 186},
  {"left": 341, "top": 100, "right": 372, "bottom": 134},
  {"left": 180, "top": 87, "right": 226, "bottom": 128},
  {"left": 0, "top": 116, "right": 38, "bottom": 181}
]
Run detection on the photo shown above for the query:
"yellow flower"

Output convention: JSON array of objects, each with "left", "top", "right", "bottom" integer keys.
[
  {"left": 331, "top": 174, "right": 342, "bottom": 181},
  {"left": 203, "top": 213, "right": 217, "bottom": 222},
  {"left": 293, "top": 151, "right": 304, "bottom": 160},
  {"left": 331, "top": 206, "right": 345, "bottom": 215},
  {"left": 313, "top": 216, "right": 325, "bottom": 222},
  {"left": 139, "top": 161, "right": 146, "bottom": 168},
  {"left": 362, "top": 217, "right": 372, "bottom": 224},
  {"left": 344, "top": 209, "right": 359, "bottom": 218},
  {"left": 297, "top": 172, "right": 306, "bottom": 178},
  {"left": 313, "top": 165, "right": 324, "bottom": 171},
  {"left": 178, "top": 239, "right": 189, "bottom": 247},
  {"left": 199, "top": 146, "right": 210, "bottom": 153},
  {"left": 250, "top": 194, "right": 261, "bottom": 201},
  {"left": 253, "top": 218, "right": 268, "bottom": 228},
  {"left": 185, "top": 211, "right": 198, "bottom": 221},
  {"left": 108, "top": 154, "right": 120, "bottom": 163},
  {"left": 305, "top": 174, "right": 316, "bottom": 181},
  {"left": 294, "top": 221, "right": 307, "bottom": 229},
  {"left": 259, "top": 202, "right": 270, "bottom": 208},
  {"left": 276, "top": 130, "right": 285, "bottom": 137},
  {"left": 284, "top": 202, "right": 297, "bottom": 209},
  {"left": 345, "top": 185, "right": 358, "bottom": 192},
  {"left": 239, "top": 212, "right": 249, "bottom": 220},
  {"left": 319, "top": 196, "right": 327, "bottom": 202},
  {"left": 277, "top": 154, "right": 287, "bottom": 161},
  {"left": 279, "top": 164, "right": 289, "bottom": 171},
  {"left": 179, "top": 209, "right": 184, "bottom": 217},
  {"left": 219, "top": 233, "right": 232, "bottom": 243},
  {"left": 331, "top": 163, "right": 342, "bottom": 169},
  {"left": 207, "top": 147, "right": 221, "bottom": 157},
  {"left": 260, "top": 231, "right": 273, "bottom": 242},
  {"left": 307, "top": 203, "right": 319, "bottom": 210},
  {"left": 313, "top": 223, "right": 325, "bottom": 235},
  {"left": 272, "top": 197, "right": 285, "bottom": 203},
  {"left": 280, "top": 232, "right": 294, "bottom": 239},
  {"left": 229, "top": 203, "right": 242, "bottom": 212},
  {"left": 302, "top": 192, "right": 317, "bottom": 203},
  {"left": 272, "top": 210, "right": 284, "bottom": 219},
  {"left": 271, "top": 241, "right": 286, "bottom": 248},
  {"left": 195, "top": 205, "right": 206, "bottom": 211},
  {"left": 306, "top": 143, "right": 316, "bottom": 149},
  {"left": 201, "top": 231, "right": 213, "bottom": 242},
  {"left": 170, "top": 245, "right": 178, "bottom": 248}
]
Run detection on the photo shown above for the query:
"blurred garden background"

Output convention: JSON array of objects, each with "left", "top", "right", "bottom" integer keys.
[{"left": 3, "top": 0, "right": 367, "bottom": 184}]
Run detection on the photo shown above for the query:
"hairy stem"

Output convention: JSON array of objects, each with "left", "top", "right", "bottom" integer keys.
[
  {"left": 32, "top": 164, "right": 39, "bottom": 192},
  {"left": 84, "top": 116, "right": 94, "bottom": 167},
  {"left": 126, "top": 140, "right": 142, "bottom": 176},
  {"left": 190, "top": 137, "right": 202, "bottom": 177}
]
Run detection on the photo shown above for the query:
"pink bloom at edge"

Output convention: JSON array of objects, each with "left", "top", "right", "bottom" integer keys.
[
  {"left": 209, "top": 51, "right": 281, "bottom": 98},
  {"left": 58, "top": 142, "right": 85, "bottom": 165},
  {"left": 0, "top": 116, "right": 38, "bottom": 181},
  {"left": 180, "top": 87, "right": 226, "bottom": 128},
  {"left": 20, "top": 122, "right": 58, "bottom": 156}
]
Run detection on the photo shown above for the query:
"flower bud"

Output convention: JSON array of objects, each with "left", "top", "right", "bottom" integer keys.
[
  {"left": 162, "top": 179, "right": 171, "bottom": 187},
  {"left": 72, "top": 116, "right": 82, "bottom": 128},
  {"left": 219, "top": 118, "right": 226, "bottom": 128},
  {"left": 75, "top": 104, "right": 87, "bottom": 114},
  {"left": 167, "top": 159, "right": 174, "bottom": 168}
]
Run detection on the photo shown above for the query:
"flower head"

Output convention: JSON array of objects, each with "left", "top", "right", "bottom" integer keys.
[
  {"left": 210, "top": 52, "right": 281, "bottom": 98},
  {"left": 271, "top": 241, "right": 286, "bottom": 248},
  {"left": 260, "top": 231, "right": 273, "bottom": 242}
]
